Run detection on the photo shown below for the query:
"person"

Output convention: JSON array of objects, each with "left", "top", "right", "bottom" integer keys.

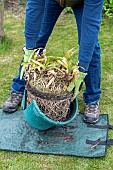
[
  {"left": 2, "top": 0, "right": 46, "bottom": 113},
  {"left": 2, "top": 0, "right": 104, "bottom": 124}
]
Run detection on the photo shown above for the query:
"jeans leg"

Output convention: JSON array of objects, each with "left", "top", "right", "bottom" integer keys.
[
  {"left": 11, "top": 61, "right": 26, "bottom": 94},
  {"left": 78, "top": 0, "right": 104, "bottom": 71},
  {"left": 11, "top": 0, "right": 45, "bottom": 94},
  {"left": 83, "top": 40, "right": 101, "bottom": 104},
  {"left": 25, "top": 0, "right": 45, "bottom": 49},
  {"left": 81, "top": 0, "right": 103, "bottom": 103},
  {"left": 36, "top": 0, "right": 63, "bottom": 48},
  {"left": 73, "top": 2, "right": 102, "bottom": 104},
  {"left": 72, "top": 4, "right": 83, "bottom": 46}
]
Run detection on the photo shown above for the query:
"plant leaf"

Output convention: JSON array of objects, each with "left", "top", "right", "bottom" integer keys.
[{"left": 31, "top": 59, "right": 46, "bottom": 69}]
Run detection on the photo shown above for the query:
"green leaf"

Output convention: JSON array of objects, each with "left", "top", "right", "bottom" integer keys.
[
  {"left": 20, "top": 64, "right": 27, "bottom": 80},
  {"left": 67, "top": 79, "right": 75, "bottom": 92},
  {"left": 31, "top": 59, "right": 46, "bottom": 69}
]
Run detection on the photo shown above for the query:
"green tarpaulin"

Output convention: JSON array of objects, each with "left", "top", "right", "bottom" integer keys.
[{"left": 0, "top": 109, "right": 112, "bottom": 157}]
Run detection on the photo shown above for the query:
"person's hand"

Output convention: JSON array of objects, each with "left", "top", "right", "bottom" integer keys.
[
  {"left": 20, "top": 47, "right": 45, "bottom": 79},
  {"left": 67, "top": 72, "right": 87, "bottom": 101},
  {"left": 20, "top": 47, "right": 36, "bottom": 79},
  {"left": 23, "top": 47, "right": 36, "bottom": 63}
]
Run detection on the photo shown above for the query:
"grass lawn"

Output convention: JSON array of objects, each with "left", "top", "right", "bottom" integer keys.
[{"left": 0, "top": 6, "right": 113, "bottom": 170}]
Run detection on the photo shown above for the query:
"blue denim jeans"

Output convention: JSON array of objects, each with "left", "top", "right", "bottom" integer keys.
[
  {"left": 11, "top": 0, "right": 45, "bottom": 94},
  {"left": 11, "top": 0, "right": 104, "bottom": 104}
]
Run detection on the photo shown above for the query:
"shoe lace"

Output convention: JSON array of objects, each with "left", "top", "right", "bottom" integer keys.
[
  {"left": 85, "top": 103, "right": 99, "bottom": 115},
  {"left": 8, "top": 92, "right": 22, "bottom": 102}
]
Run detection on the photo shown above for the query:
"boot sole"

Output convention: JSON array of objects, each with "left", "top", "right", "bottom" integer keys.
[
  {"left": 83, "top": 117, "right": 99, "bottom": 124},
  {"left": 2, "top": 107, "right": 18, "bottom": 113},
  {"left": 2, "top": 103, "right": 21, "bottom": 113}
]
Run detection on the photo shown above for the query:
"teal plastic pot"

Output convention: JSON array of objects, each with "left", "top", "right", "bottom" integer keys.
[
  {"left": 24, "top": 99, "right": 78, "bottom": 130},
  {"left": 21, "top": 89, "right": 27, "bottom": 110}
]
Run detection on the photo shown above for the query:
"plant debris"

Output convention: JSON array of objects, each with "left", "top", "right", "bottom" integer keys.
[{"left": 23, "top": 48, "right": 80, "bottom": 121}]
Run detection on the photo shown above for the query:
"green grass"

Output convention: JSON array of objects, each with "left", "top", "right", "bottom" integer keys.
[{"left": 0, "top": 7, "right": 113, "bottom": 170}]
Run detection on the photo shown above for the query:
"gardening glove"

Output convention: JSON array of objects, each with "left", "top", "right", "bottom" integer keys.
[
  {"left": 20, "top": 47, "right": 36, "bottom": 79},
  {"left": 20, "top": 47, "right": 45, "bottom": 79},
  {"left": 23, "top": 47, "right": 45, "bottom": 62},
  {"left": 23, "top": 47, "right": 36, "bottom": 63},
  {"left": 67, "top": 72, "right": 87, "bottom": 101}
]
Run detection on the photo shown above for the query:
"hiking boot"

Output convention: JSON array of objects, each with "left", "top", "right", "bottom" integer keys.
[
  {"left": 2, "top": 92, "right": 23, "bottom": 113},
  {"left": 83, "top": 103, "right": 100, "bottom": 124}
]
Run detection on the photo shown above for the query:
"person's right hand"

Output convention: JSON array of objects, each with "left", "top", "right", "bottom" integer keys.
[{"left": 67, "top": 72, "right": 87, "bottom": 101}]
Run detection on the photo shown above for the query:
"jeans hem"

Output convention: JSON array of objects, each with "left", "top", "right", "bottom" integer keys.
[{"left": 11, "top": 87, "right": 24, "bottom": 95}]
